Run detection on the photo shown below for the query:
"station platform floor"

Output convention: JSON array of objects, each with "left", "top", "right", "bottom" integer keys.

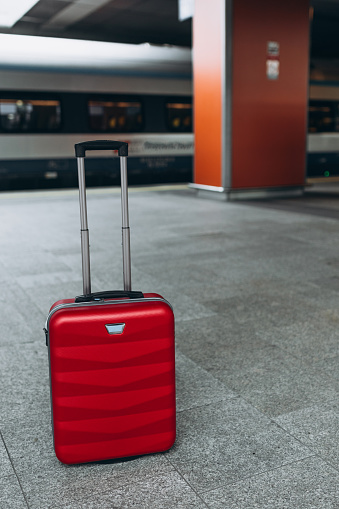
[{"left": 0, "top": 182, "right": 338, "bottom": 508}]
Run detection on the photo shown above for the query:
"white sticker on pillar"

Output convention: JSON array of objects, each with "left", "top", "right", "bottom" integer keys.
[
  {"left": 266, "top": 59, "right": 280, "bottom": 80},
  {"left": 267, "top": 41, "right": 280, "bottom": 57},
  {"left": 266, "top": 41, "right": 280, "bottom": 80}
]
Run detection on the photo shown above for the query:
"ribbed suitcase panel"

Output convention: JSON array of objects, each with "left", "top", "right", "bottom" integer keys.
[
  {"left": 56, "top": 432, "right": 175, "bottom": 465},
  {"left": 49, "top": 299, "right": 176, "bottom": 464}
]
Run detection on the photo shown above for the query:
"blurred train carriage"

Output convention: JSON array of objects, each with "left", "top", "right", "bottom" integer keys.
[
  {"left": 307, "top": 60, "right": 339, "bottom": 180},
  {"left": 308, "top": 83, "right": 339, "bottom": 179},
  {"left": 0, "top": 36, "right": 193, "bottom": 190}
]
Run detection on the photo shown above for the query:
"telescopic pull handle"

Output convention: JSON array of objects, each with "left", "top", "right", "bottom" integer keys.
[
  {"left": 75, "top": 140, "right": 128, "bottom": 157},
  {"left": 75, "top": 141, "right": 131, "bottom": 296}
]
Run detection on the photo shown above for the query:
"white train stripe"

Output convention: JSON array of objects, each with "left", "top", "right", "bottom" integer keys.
[
  {"left": 308, "top": 133, "right": 339, "bottom": 152},
  {"left": 0, "top": 133, "right": 194, "bottom": 160}
]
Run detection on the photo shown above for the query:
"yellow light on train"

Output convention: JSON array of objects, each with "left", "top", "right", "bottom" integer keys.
[
  {"left": 167, "top": 103, "right": 192, "bottom": 109},
  {"left": 309, "top": 107, "right": 330, "bottom": 112},
  {"left": 0, "top": 1, "right": 39, "bottom": 28},
  {"left": 109, "top": 117, "right": 117, "bottom": 128}
]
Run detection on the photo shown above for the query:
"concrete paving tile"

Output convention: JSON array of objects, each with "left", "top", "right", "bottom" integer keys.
[
  {"left": 163, "top": 290, "right": 218, "bottom": 323},
  {"left": 0, "top": 274, "right": 84, "bottom": 337},
  {"left": 175, "top": 351, "right": 235, "bottom": 412},
  {"left": 15, "top": 270, "right": 81, "bottom": 291},
  {"left": 1, "top": 380, "right": 53, "bottom": 461},
  {"left": 0, "top": 282, "right": 45, "bottom": 345},
  {"left": 50, "top": 471, "right": 208, "bottom": 509},
  {"left": 166, "top": 399, "right": 312, "bottom": 493},
  {"left": 3, "top": 418, "right": 53, "bottom": 468},
  {"left": 180, "top": 282, "right": 248, "bottom": 303},
  {"left": 140, "top": 231, "right": 247, "bottom": 260},
  {"left": 172, "top": 245, "right": 332, "bottom": 300},
  {"left": 288, "top": 218, "right": 339, "bottom": 246},
  {"left": 0, "top": 301, "right": 34, "bottom": 347},
  {"left": 259, "top": 319, "right": 339, "bottom": 366},
  {"left": 0, "top": 195, "right": 79, "bottom": 250},
  {"left": 175, "top": 316, "right": 267, "bottom": 381},
  {"left": 239, "top": 233, "right": 311, "bottom": 258},
  {"left": 13, "top": 453, "right": 175, "bottom": 509},
  {"left": 274, "top": 400, "right": 339, "bottom": 470},
  {"left": 226, "top": 347, "right": 338, "bottom": 416},
  {"left": 318, "top": 306, "right": 339, "bottom": 328},
  {"left": 60, "top": 250, "right": 99, "bottom": 274},
  {"left": 0, "top": 435, "right": 16, "bottom": 478},
  {"left": 246, "top": 276, "right": 315, "bottom": 296},
  {"left": 203, "top": 292, "right": 312, "bottom": 329},
  {"left": 181, "top": 276, "right": 298, "bottom": 303},
  {"left": 235, "top": 277, "right": 335, "bottom": 315},
  {"left": 0, "top": 475, "right": 28, "bottom": 509},
  {"left": 134, "top": 256, "right": 223, "bottom": 291},
  {"left": 311, "top": 269, "right": 339, "bottom": 290},
  {"left": 175, "top": 314, "right": 266, "bottom": 353},
  {"left": 207, "top": 249, "right": 334, "bottom": 285},
  {"left": 312, "top": 355, "right": 339, "bottom": 382},
  {"left": 100, "top": 265, "right": 162, "bottom": 294},
  {"left": 201, "top": 456, "right": 339, "bottom": 509},
  {"left": 19, "top": 279, "right": 88, "bottom": 315},
  {"left": 0, "top": 251, "right": 73, "bottom": 278},
  {"left": 209, "top": 344, "right": 338, "bottom": 417},
  {"left": 0, "top": 341, "right": 50, "bottom": 429},
  {"left": 47, "top": 241, "right": 82, "bottom": 257},
  {"left": 0, "top": 258, "right": 12, "bottom": 284}
]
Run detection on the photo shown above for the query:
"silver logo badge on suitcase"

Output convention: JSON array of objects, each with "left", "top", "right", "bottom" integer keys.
[{"left": 105, "top": 323, "right": 126, "bottom": 334}]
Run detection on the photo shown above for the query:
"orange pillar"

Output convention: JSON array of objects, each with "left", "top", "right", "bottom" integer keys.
[
  {"left": 191, "top": 0, "right": 310, "bottom": 199},
  {"left": 192, "top": 0, "right": 225, "bottom": 190}
]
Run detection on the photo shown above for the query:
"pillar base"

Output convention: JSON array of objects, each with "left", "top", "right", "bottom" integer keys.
[
  {"left": 188, "top": 183, "right": 227, "bottom": 201},
  {"left": 189, "top": 183, "right": 305, "bottom": 201}
]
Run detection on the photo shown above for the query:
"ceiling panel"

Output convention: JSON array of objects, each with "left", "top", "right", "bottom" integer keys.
[
  {"left": 24, "top": 0, "right": 72, "bottom": 21},
  {"left": 2, "top": 0, "right": 339, "bottom": 60},
  {"left": 3, "top": 0, "right": 191, "bottom": 47}
]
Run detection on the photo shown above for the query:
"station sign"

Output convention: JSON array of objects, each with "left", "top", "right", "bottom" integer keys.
[{"left": 266, "top": 41, "right": 280, "bottom": 80}]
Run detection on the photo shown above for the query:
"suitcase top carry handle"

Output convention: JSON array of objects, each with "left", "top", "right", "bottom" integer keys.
[
  {"left": 75, "top": 290, "right": 144, "bottom": 303},
  {"left": 75, "top": 140, "right": 131, "bottom": 296},
  {"left": 75, "top": 140, "right": 128, "bottom": 158}
]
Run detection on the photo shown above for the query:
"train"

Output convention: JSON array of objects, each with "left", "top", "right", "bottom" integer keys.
[
  {"left": 0, "top": 71, "right": 193, "bottom": 190},
  {"left": 0, "top": 36, "right": 193, "bottom": 190},
  {"left": 308, "top": 79, "right": 339, "bottom": 180}
]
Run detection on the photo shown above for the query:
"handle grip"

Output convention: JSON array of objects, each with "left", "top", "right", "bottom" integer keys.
[
  {"left": 75, "top": 140, "right": 128, "bottom": 158},
  {"left": 75, "top": 290, "right": 144, "bottom": 303}
]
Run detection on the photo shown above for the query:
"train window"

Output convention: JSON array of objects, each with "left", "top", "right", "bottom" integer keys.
[
  {"left": 308, "top": 101, "right": 338, "bottom": 133},
  {"left": 88, "top": 101, "right": 143, "bottom": 132},
  {"left": 166, "top": 102, "right": 192, "bottom": 132},
  {"left": 0, "top": 99, "right": 61, "bottom": 132}
]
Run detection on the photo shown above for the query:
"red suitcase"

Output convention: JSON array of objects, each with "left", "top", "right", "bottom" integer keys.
[{"left": 44, "top": 140, "right": 176, "bottom": 465}]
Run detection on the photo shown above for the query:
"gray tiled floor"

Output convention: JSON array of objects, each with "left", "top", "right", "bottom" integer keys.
[
  {"left": 201, "top": 456, "right": 339, "bottom": 509},
  {"left": 0, "top": 184, "right": 338, "bottom": 508}
]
